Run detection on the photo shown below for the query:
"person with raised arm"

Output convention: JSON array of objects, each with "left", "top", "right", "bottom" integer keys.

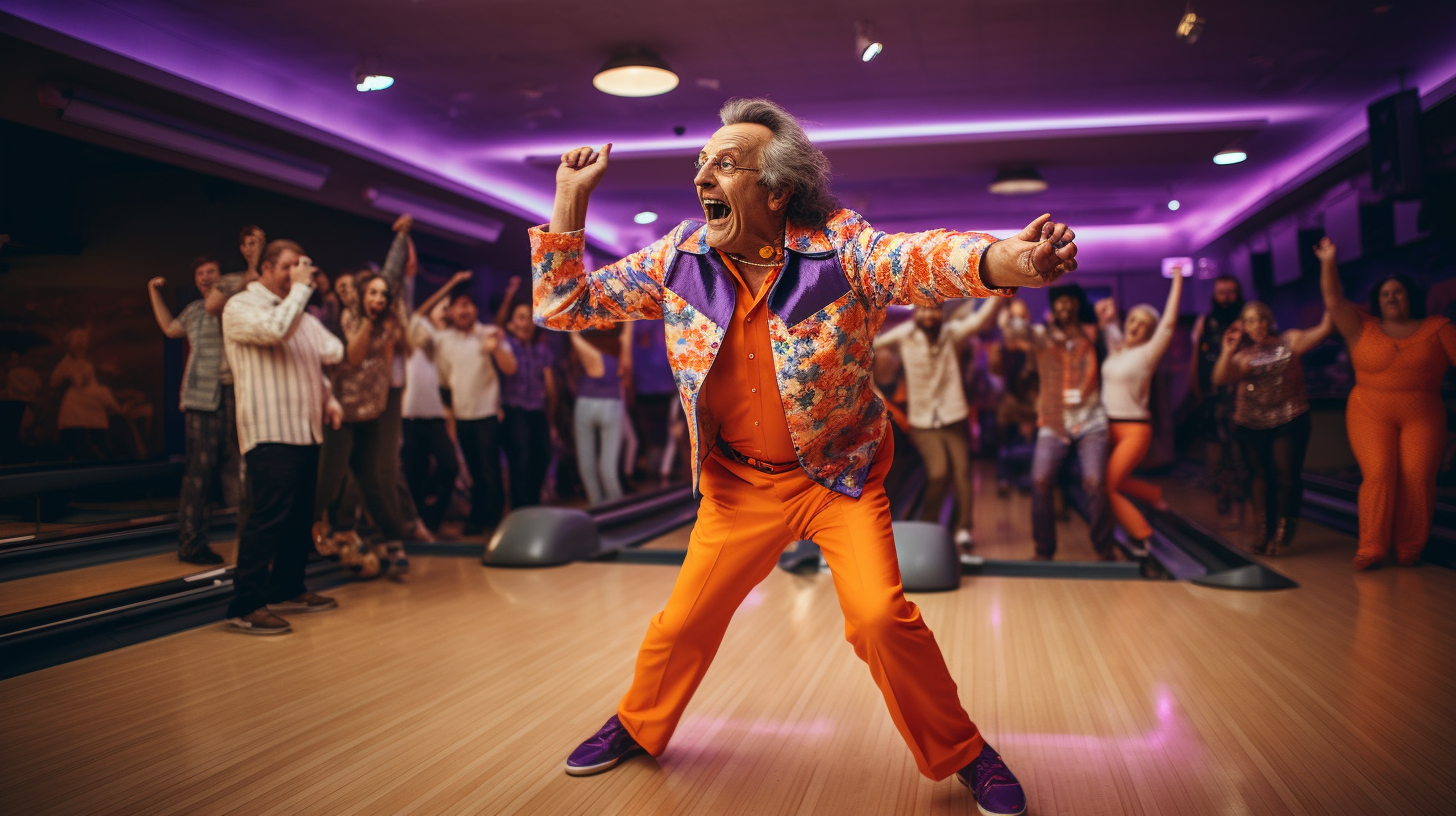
[
  {"left": 874, "top": 297, "right": 1003, "bottom": 557},
  {"left": 533, "top": 98, "right": 1079, "bottom": 816},
  {"left": 147, "top": 256, "right": 240, "bottom": 564},
  {"left": 1095, "top": 266, "right": 1184, "bottom": 557},
  {"left": 402, "top": 270, "right": 472, "bottom": 534},
  {"left": 1212, "top": 300, "right": 1333, "bottom": 556},
  {"left": 1315, "top": 237, "right": 1456, "bottom": 569}
]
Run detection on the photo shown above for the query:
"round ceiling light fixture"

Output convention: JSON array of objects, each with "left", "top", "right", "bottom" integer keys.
[
  {"left": 855, "top": 21, "right": 883, "bottom": 62},
  {"left": 988, "top": 166, "right": 1048, "bottom": 195},
  {"left": 1213, "top": 148, "right": 1248, "bottom": 165},
  {"left": 633, "top": 211, "right": 659, "bottom": 225},
  {"left": 593, "top": 49, "right": 679, "bottom": 97},
  {"left": 354, "top": 55, "right": 394, "bottom": 92},
  {"left": 1167, "top": 199, "right": 1181, "bottom": 211}
]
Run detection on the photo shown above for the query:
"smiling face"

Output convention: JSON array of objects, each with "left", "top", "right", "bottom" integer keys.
[
  {"left": 362, "top": 277, "right": 389, "bottom": 320},
  {"left": 913, "top": 305, "right": 944, "bottom": 332},
  {"left": 1377, "top": 279, "right": 1410, "bottom": 322},
  {"left": 193, "top": 261, "right": 220, "bottom": 296},
  {"left": 334, "top": 274, "right": 357, "bottom": 310},
  {"left": 1241, "top": 304, "right": 1273, "bottom": 343},
  {"left": 1124, "top": 309, "right": 1156, "bottom": 347},
  {"left": 1052, "top": 295, "right": 1081, "bottom": 328},
  {"left": 447, "top": 294, "right": 477, "bottom": 331},
  {"left": 695, "top": 123, "right": 790, "bottom": 257}
]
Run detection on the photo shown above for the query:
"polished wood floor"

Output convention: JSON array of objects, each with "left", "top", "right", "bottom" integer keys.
[{"left": 3, "top": 476, "right": 1455, "bottom": 815}]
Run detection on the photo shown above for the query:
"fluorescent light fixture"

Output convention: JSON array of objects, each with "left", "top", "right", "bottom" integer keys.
[
  {"left": 1167, "top": 199, "right": 1181, "bottom": 211},
  {"left": 988, "top": 166, "right": 1047, "bottom": 195},
  {"left": 356, "top": 75, "right": 394, "bottom": 92},
  {"left": 1213, "top": 149, "right": 1248, "bottom": 165},
  {"left": 51, "top": 91, "right": 330, "bottom": 190},
  {"left": 633, "top": 211, "right": 659, "bottom": 225},
  {"left": 365, "top": 186, "right": 504, "bottom": 244},
  {"left": 856, "top": 21, "right": 883, "bottom": 62},
  {"left": 593, "top": 50, "right": 679, "bottom": 97},
  {"left": 1161, "top": 257, "right": 1195, "bottom": 278}
]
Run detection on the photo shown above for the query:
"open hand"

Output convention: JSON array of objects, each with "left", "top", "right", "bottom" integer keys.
[
  {"left": 449, "top": 270, "right": 473, "bottom": 288},
  {"left": 1312, "top": 236, "right": 1337, "bottom": 264},
  {"left": 1093, "top": 297, "right": 1117, "bottom": 326},
  {"left": 556, "top": 144, "right": 612, "bottom": 195}
]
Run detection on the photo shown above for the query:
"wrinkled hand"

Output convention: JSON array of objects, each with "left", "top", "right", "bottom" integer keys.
[
  {"left": 393, "top": 214, "right": 414, "bottom": 234},
  {"left": 1093, "top": 297, "right": 1117, "bottom": 326},
  {"left": 148, "top": 277, "right": 167, "bottom": 291},
  {"left": 985, "top": 214, "right": 1078, "bottom": 289},
  {"left": 556, "top": 144, "right": 611, "bottom": 195},
  {"left": 1313, "top": 236, "right": 1337, "bottom": 264},
  {"left": 325, "top": 398, "right": 344, "bottom": 430}
]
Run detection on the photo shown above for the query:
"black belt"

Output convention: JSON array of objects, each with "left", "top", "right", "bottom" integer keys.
[{"left": 716, "top": 438, "right": 800, "bottom": 474}]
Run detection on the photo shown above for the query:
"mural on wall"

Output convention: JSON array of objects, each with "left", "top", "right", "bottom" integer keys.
[{"left": 0, "top": 289, "right": 163, "bottom": 466}]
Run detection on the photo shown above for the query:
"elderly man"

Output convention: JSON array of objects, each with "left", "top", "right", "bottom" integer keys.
[{"left": 533, "top": 98, "right": 1076, "bottom": 816}]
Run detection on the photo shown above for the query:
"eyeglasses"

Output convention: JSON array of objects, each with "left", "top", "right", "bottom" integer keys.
[{"left": 694, "top": 154, "right": 762, "bottom": 177}]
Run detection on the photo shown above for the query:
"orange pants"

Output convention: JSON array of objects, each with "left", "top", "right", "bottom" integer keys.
[
  {"left": 617, "top": 433, "right": 985, "bottom": 780},
  {"left": 1107, "top": 421, "right": 1164, "bottom": 541},
  {"left": 1347, "top": 386, "right": 1447, "bottom": 563}
]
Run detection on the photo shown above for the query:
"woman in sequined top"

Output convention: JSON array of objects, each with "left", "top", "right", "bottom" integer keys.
[{"left": 1212, "top": 301, "right": 1332, "bottom": 555}]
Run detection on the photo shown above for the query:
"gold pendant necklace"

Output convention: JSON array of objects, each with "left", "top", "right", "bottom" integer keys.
[{"left": 728, "top": 253, "right": 784, "bottom": 268}]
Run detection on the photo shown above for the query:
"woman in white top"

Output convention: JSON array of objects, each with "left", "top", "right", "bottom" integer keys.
[{"left": 1095, "top": 267, "right": 1184, "bottom": 555}]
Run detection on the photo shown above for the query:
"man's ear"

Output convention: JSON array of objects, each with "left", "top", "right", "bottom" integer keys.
[{"left": 768, "top": 185, "right": 793, "bottom": 213}]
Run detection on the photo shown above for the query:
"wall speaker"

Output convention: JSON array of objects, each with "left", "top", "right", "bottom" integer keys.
[{"left": 1368, "top": 89, "right": 1423, "bottom": 200}]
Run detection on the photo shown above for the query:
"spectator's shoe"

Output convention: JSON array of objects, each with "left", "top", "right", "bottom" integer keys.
[
  {"left": 227, "top": 609, "right": 291, "bottom": 635},
  {"left": 180, "top": 547, "right": 224, "bottom": 566},
  {"left": 1124, "top": 538, "right": 1151, "bottom": 559},
  {"left": 565, "top": 715, "right": 646, "bottom": 776},
  {"left": 1266, "top": 517, "right": 1297, "bottom": 556},
  {"left": 955, "top": 743, "right": 1027, "bottom": 816},
  {"left": 267, "top": 592, "right": 338, "bottom": 614}
]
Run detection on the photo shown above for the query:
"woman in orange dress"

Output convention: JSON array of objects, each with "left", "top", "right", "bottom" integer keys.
[{"left": 1316, "top": 238, "right": 1456, "bottom": 569}]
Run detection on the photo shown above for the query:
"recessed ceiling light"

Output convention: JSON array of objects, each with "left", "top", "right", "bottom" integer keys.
[
  {"left": 856, "top": 21, "right": 883, "bottom": 62},
  {"left": 1167, "top": 199, "right": 1181, "bottom": 211},
  {"left": 1213, "top": 149, "right": 1247, "bottom": 165},
  {"left": 633, "top": 211, "right": 659, "bottom": 225},
  {"left": 593, "top": 50, "right": 679, "bottom": 97},
  {"left": 356, "top": 74, "right": 394, "bottom": 92},
  {"left": 988, "top": 167, "right": 1047, "bottom": 195}
]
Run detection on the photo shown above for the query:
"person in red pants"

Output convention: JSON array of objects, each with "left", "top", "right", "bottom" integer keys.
[
  {"left": 1316, "top": 238, "right": 1456, "bottom": 569},
  {"left": 532, "top": 98, "right": 1081, "bottom": 816}
]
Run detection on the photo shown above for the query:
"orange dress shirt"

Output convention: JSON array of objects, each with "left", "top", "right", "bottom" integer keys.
[{"left": 701, "top": 252, "right": 799, "bottom": 464}]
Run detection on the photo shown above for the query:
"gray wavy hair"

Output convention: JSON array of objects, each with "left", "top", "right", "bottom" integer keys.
[{"left": 719, "top": 98, "right": 840, "bottom": 228}]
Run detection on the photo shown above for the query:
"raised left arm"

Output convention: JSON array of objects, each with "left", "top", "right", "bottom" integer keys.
[
  {"left": 1287, "top": 310, "right": 1334, "bottom": 356},
  {"left": 945, "top": 296, "right": 1004, "bottom": 343}
]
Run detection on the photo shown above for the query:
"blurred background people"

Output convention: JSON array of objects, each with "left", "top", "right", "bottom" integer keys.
[
  {"left": 146, "top": 256, "right": 240, "bottom": 565},
  {"left": 1317, "top": 238, "right": 1456, "bottom": 569},
  {"left": 497, "top": 276, "right": 557, "bottom": 510},
  {"left": 1213, "top": 301, "right": 1332, "bottom": 555},
  {"left": 874, "top": 298, "right": 1002, "bottom": 555},
  {"left": 569, "top": 328, "right": 630, "bottom": 506},
  {"left": 403, "top": 271, "right": 471, "bottom": 535},
  {"left": 1096, "top": 267, "right": 1183, "bottom": 556},
  {"left": 436, "top": 290, "right": 514, "bottom": 536},
  {"left": 1188, "top": 275, "right": 1247, "bottom": 520}
]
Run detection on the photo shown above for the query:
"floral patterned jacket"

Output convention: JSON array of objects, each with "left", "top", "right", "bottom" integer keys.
[{"left": 530, "top": 209, "right": 1012, "bottom": 498}]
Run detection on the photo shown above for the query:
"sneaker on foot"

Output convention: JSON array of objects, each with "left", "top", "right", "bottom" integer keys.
[
  {"left": 180, "top": 547, "right": 224, "bottom": 566},
  {"left": 227, "top": 608, "right": 291, "bottom": 635},
  {"left": 565, "top": 714, "right": 646, "bottom": 776},
  {"left": 956, "top": 743, "right": 1026, "bottom": 816},
  {"left": 267, "top": 592, "right": 338, "bottom": 614}
]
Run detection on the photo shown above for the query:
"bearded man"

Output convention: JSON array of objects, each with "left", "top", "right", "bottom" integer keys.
[{"left": 532, "top": 98, "right": 1077, "bottom": 816}]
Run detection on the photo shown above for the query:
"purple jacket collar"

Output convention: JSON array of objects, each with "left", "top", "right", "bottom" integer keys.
[{"left": 667, "top": 220, "right": 850, "bottom": 328}]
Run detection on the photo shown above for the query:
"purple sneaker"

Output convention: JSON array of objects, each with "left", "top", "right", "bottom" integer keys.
[
  {"left": 565, "top": 714, "right": 646, "bottom": 776},
  {"left": 955, "top": 743, "right": 1026, "bottom": 816}
]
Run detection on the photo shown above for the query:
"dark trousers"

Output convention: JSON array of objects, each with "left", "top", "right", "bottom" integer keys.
[
  {"left": 1031, "top": 428, "right": 1114, "bottom": 558},
  {"left": 402, "top": 417, "right": 458, "bottom": 530},
  {"left": 1237, "top": 412, "right": 1312, "bottom": 540},
  {"left": 458, "top": 417, "right": 504, "bottom": 529},
  {"left": 228, "top": 443, "right": 319, "bottom": 618},
  {"left": 502, "top": 406, "right": 550, "bottom": 510},
  {"left": 178, "top": 387, "right": 242, "bottom": 555},
  {"left": 631, "top": 393, "right": 674, "bottom": 478},
  {"left": 316, "top": 414, "right": 409, "bottom": 540}
]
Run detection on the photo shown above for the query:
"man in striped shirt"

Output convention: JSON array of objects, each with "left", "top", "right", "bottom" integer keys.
[{"left": 222, "top": 239, "right": 345, "bottom": 635}]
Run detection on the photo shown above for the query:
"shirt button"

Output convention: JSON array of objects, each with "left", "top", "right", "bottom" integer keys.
[
  {"left": 748, "top": 353, "right": 755, "bottom": 359},
  {"left": 751, "top": 388, "right": 756, "bottom": 393},
  {"left": 754, "top": 421, "right": 760, "bottom": 426},
  {"left": 746, "top": 317, "right": 751, "bottom": 323}
]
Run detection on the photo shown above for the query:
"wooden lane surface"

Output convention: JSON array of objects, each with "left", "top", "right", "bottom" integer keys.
[
  {"left": 0, "top": 540, "right": 240, "bottom": 617},
  {"left": 3, "top": 524, "right": 1455, "bottom": 815}
]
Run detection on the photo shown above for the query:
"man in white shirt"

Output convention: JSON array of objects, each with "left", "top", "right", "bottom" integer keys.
[
  {"left": 874, "top": 298, "right": 1001, "bottom": 555},
  {"left": 433, "top": 290, "right": 516, "bottom": 536},
  {"left": 222, "top": 239, "right": 345, "bottom": 635}
]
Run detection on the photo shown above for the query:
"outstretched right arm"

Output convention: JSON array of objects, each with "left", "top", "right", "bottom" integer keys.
[{"left": 1315, "top": 238, "right": 1364, "bottom": 342}]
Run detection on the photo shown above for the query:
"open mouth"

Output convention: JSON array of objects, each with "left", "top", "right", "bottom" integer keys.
[{"left": 702, "top": 198, "right": 731, "bottom": 223}]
